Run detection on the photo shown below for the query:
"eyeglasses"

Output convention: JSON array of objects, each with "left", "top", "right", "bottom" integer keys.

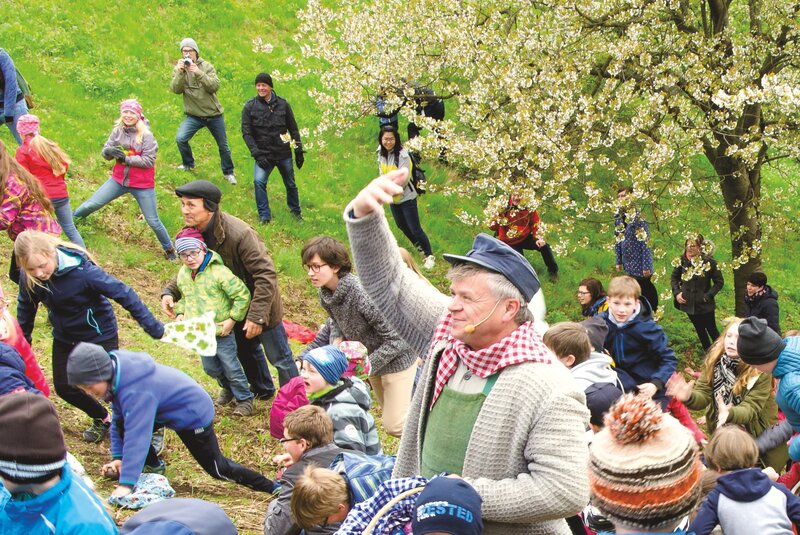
[
  {"left": 304, "top": 263, "right": 329, "bottom": 273},
  {"left": 576, "top": 291, "right": 591, "bottom": 296},
  {"left": 181, "top": 48, "right": 195, "bottom": 54},
  {"left": 178, "top": 249, "right": 204, "bottom": 261},
  {"left": 279, "top": 437, "right": 302, "bottom": 444}
]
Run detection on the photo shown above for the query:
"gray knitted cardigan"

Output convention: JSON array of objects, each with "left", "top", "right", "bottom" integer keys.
[
  {"left": 344, "top": 206, "right": 590, "bottom": 535},
  {"left": 300, "top": 272, "right": 415, "bottom": 376}
]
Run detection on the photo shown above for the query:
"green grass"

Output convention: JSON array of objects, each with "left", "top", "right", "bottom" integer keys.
[{"left": 1, "top": 1, "right": 798, "bottom": 532}]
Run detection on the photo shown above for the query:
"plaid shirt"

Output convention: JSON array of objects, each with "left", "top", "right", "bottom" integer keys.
[
  {"left": 335, "top": 476, "right": 429, "bottom": 535},
  {"left": 429, "top": 316, "right": 552, "bottom": 407}
]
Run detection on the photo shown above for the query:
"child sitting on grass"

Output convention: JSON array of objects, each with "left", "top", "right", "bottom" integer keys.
[
  {"left": 265, "top": 405, "right": 345, "bottom": 535},
  {"left": 172, "top": 227, "right": 254, "bottom": 417},
  {"left": 302, "top": 345, "right": 381, "bottom": 454},
  {"left": 66, "top": 341, "right": 276, "bottom": 499},
  {"left": 689, "top": 425, "right": 800, "bottom": 535}
]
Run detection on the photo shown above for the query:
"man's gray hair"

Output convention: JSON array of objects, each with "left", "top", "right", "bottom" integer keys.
[{"left": 447, "top": 262, "right": 533, "bottom": 325}]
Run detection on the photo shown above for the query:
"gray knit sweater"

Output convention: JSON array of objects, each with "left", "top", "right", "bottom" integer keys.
[
  {"left": 344, "top": 207, "right": 591, "bottom": 535},
  {"left": 300, "top": 272, "right": 415, "bottom": 376}
]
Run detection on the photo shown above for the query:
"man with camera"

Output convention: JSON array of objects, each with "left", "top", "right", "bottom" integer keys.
[{"left": 170, "top": 38, "right": 236, "bottom": 185}]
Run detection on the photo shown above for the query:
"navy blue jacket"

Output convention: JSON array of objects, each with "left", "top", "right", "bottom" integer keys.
[
  {"left": 744, "top": 285, "right": 781, "bottom": 335},
  {"left": 109, "top": 350, "right": 215, "bottom": 487},
  {"left": 17, "top": 248, "right": 164, "bottom": 344},
  {"left": 601, "top": 297, "right": 677, "bottom": 392},
  {"left": 0, "top": 341, "right": 38, "bottom": 395},
  {"left": 689, "top": 468, "right": 800, "bottom": 535}
]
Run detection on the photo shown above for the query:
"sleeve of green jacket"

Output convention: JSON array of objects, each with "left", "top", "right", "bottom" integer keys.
[
  {"left": 220, "top": 267, "right": 251, "bottom": 322},
  {"left": 170, "top": 68, "right": 186, "bottom": 94},
  {"left": 197, "top": 61, "right": 220, "bottom": 94},
  {"left": 726, "top": 372, "right": 772, "bottom": 427},
  {"left": 685, "top": 373, "right": 713, "bottom": 412}
]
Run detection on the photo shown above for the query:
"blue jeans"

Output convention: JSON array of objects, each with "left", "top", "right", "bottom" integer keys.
[
  {"left": 389, "top": 198, "right": 432, "bottom": 256},
  {"left": 253, "top": 159, "right": 301, "bottom": 221},
  {"left": 202, "top": 334, "right": 253, "bottom": 401},
  {"left": 51, "top": 197, "right": 85, "bottom": 248},
  {"left": 73, "top": 178, "right": 172, "bottom": 251},
  {"left": 176, "top": 114, "right": 234, "bottom": 174},
  {"left": 0, "top": 98, "right": 29, "bottom": 145}
]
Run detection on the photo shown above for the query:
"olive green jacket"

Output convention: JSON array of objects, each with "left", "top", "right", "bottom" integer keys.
[{"left": 170, "top": 57, "right": 224, "bottom": 117}]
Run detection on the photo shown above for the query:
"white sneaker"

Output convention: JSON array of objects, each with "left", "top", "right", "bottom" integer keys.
[
  {"left": 224, "top": 174, "right": 237, "bottom": 185},
  {"left": 423, "top": 255, "right": 435, "bottom": 270},
  {"left": 177, "top": 164, "right": 194, "bottom": 171}
]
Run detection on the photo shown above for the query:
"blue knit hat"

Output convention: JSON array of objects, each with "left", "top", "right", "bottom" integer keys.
[
  {"left": 303, "top": 345, "right": 348, "bottom": 386},
  {"left": 412, "top": 476, "right": 483, "bottom": 535}
]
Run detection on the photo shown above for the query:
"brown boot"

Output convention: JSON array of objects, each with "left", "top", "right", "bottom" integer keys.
[{"left": 232, "top": 398, "right": 254, "bottom": 417}]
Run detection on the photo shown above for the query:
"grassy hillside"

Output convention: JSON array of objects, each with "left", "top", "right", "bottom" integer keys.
[{"left": 1, "top": 1, "right": 798, "bottom": 532}]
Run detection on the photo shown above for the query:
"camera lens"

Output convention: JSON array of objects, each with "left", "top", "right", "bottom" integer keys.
[{"left": 184, "top": 59, "right": 190, "bottom": 66}]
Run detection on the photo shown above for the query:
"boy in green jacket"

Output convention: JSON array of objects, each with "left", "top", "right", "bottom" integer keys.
[{"left": 173, "top": 227, "right": 254, "bottom": 416}]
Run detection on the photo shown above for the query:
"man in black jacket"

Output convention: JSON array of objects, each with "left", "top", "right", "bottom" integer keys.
[
  {"left": 744, "top": 271, "right": 781, "bottom": 335},
  {"left": 242, "top": 73, "right": 304, "bottom": 224}
]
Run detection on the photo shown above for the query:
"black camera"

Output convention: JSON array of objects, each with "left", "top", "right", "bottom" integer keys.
[{"left": 183, "top": 58, "right": 192, "bottom": 67}]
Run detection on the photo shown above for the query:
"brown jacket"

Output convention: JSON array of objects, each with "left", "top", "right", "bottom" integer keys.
[{"left": 163, "top": 211, "right": 283, "bottom": 327}]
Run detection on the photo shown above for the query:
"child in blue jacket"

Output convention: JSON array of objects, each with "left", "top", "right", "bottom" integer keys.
[
  {"left": 66, "top": 342, "right": 276, "bottom": 499},
  {"left": 601, "top": 276, "right": 677, "bottom": 408},
  {"left": 14, "top": 230, "right": 164, "bottom": 443}
]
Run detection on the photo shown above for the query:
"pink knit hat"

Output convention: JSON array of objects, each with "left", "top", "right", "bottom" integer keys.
[
  {"left": 16, "top": 114, "right": 40, "bottom": 137},
  {"left": 120, "top": 99, "right": 144, "bottom": 120}
]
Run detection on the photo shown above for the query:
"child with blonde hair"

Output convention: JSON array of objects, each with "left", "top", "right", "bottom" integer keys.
[
  {"left": 14, "top": 230, "right": 164, "bottom": 443},
  {"left": 72, "top": 99, "right": 174, "bottom": 259},
  {"left": 14, "top": 114, "right": 84, "bottom": 247},
  {"left": 689, "top": 426, "right": 800, "bottom": 535},
  {"left": 667, "top": 318, "right": 788, "bottom": 470}
]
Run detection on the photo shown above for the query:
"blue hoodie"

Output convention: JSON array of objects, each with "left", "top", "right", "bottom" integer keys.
[
  {"left": 771, "top": 337, "right": 800, "bottom": 459},
  {"left": 109, "top": 350, "right": 215, "bottom": 486},
  {"left": 0, "top": 466, "right": 118, "bottom": 534},
  {"left": 0, "top": 341, "right": 38, "bottom": 395},
  {"left": 17, "top": 247, "right": 164, "bottom": 344},
  {"left": 601, "top": 297, "right": 677, "bottom": 393},
  {"left": 689, "top": 468, "right": 800, "bottom": 535}
]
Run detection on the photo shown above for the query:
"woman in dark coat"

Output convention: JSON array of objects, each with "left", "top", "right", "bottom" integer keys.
[{"left": 671, "top": 235, "right": 724, "bottom": 350}]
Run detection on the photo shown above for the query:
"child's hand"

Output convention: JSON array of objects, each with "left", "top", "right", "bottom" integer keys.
[
  {"left": 161, "top": 295, "right": 176, "bottom": 319},
  {"left": 218, "top": 318, "right": 235, "bottom": 337},
  {"left": 666, "top": 373, "right": 694, "bottom": 402},
  {"left": 272, "top": 453, "right": 294, "bottom": 468},
  {"left": 111, "top": 485, "right": 132, "bottom": 498},
  {"left": 101, "top": 460, "right": 122, "bottom": 479},
  {"left": 762, "top": 467, "right": 779, "bottom": 481},
  {"left": 637, "top": 382, "right": 658, "bottom": 399},
  {"left": 716, "top": 392, "right": 732, "bottom": 427}
]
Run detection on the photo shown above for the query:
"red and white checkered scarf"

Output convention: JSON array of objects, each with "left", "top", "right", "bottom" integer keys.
[{"left": 428, "top": 314, "right": 553, "bottom": 407}]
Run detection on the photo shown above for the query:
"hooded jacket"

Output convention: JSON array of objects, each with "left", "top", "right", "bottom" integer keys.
[
  {"left": 744, "top": 285, "right": 781, "bottom": 335},
  {"left": 241, "top": 92, "right": 302, "bottom": 162},
  {"left": 689, "top": 468, "right": 800, "bottom": 535},
  {"left": 17, "top": 247, "right": 164, "bottom": 344},
  {"left": 570, "top": 352, "right": 622, "bottom": 392},
  {"left": 311, "top": 377, "right": 381, "bottom": 455},
  {"left": 121, "top": 498, "right": 236, "bottom": 535},
  {"left": 0, "top": 466, "right": 118, "bottom": 534},
  {"left": 671, "top": 253, "right": 724, "bottom": 316},
  {"left": 613, "top": 208, "right": 653, "bottom": 277},
  {"left": 109, "top": 350, "right": 215, "bottom": 487},
  {"left": 770, "top": 337, "right": 800, "bottom": 460},
  {"left": 15, "top": 138, "right": 69, "bottom": 199},
  {"left": 600, "top": 297, "right": 677, "bottom": 393},
  {"left": 170, "top": 57, "right": 223, "bottom": 118},
  {"left": 102, "top": 123, "right": 157, "bottom": 189},
  {"left": 0, "top": 341, "right": 38, "bottom": 395}
]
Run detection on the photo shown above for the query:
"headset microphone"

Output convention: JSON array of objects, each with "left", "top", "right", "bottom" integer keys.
[{"left": 463, "top": 300, "right": 502, "bottom": 334}]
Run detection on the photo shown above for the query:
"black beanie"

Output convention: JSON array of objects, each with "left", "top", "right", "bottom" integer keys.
[
  {"left": 738, "top": 317, "right": 786, "bottom": 365},
  {"left": 255, "top": 72, "right": 273, "bottom": 88},
  {"left": 67, "top": 342, "right": 114, "bottom": 385},
  {"left": 0, "top": 392, "right": 67, "bottom": 482}
]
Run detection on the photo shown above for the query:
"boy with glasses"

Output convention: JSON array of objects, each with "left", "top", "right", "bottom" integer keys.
[{"left": 172, "top": 227, "right": 254, "bottom": 416}]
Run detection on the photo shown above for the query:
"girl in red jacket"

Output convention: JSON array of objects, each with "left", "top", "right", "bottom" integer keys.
[{"left": 14, "top": 114, "right": 85, "bottom": 248}]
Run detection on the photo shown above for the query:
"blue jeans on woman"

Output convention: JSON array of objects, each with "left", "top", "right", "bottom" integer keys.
[
  {"left": 0, "top": 98, "right": 28, "bottom": 145},
  {"left": 202, "top": 334, "right": 253, "bottom": 402},
  {"left": 253, "top": 159, "right": 301, "bottom": 222},
  {"left": 389, "top": 198, "right": 432, "bottom": 256},
  {"left": 72, "top": 178, "right": 172, "bottom": 251},
  {"left": 51, "top": 197, "right": 85, "bottom": 248},
  {"left": 176, "top": 114, "right": 234, "bottom": 175}
]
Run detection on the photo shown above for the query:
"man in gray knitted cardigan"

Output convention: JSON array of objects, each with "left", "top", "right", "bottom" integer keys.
[{"left": 343, "top": 169, "right": 590, "bottom": 535}]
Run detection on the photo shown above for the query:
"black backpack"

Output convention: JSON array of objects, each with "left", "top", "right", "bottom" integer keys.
[{"left": 409, "top": 152, "right": 427, "bottom": 195}]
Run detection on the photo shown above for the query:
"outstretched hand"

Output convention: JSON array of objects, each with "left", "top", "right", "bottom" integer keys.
[
  {"left": 666, "top": 372, "right": 694, "bottom": 402},
  {"left": 351, "top": 169, "right": 407, "bottom": 218}
]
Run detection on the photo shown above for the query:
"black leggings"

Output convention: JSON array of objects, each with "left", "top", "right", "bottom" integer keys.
[
  {"left": 52, "top": 337, "right": 118, "bottom": 420},
  {"left": 688, "top": 311, "right": 720, "bottom": 350},
  {"left": 510, "top": 235, "right": 559, "bottom": 276}
]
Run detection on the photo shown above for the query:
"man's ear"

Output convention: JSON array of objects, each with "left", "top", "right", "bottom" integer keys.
[{"left": 502, "top": 298, "right": 521, "bottom": 322}]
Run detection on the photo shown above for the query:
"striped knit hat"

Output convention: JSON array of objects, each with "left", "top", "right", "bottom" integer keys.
[
  {"left": 175, "top": 227, "right": 207, "bottom": 255},
  {"left": 589, "top": 394, "right": 701, "bottom": 531}
]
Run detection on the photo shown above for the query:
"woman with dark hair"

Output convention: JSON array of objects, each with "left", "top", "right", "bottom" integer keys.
[
  {"left": 577, "top": 277, "right": 608, "bottom": 317},
  {"left": 671, "top": 234, "right": 724, "bottom": 350},
  {"left": 377, "top": 125, "right": 435, "bottom": 270}
]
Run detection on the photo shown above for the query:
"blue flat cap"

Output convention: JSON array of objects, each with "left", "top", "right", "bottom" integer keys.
[{"left": 443, "top": 233, "right": 540, "bottom": 301}]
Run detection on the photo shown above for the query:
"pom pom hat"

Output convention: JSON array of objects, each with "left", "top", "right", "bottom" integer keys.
[
  {"left": 16, "top": 114, "right": 40, "bottom": 137},
  {"left": 589, "top": 394, "right": 702, "bottom": 531}
]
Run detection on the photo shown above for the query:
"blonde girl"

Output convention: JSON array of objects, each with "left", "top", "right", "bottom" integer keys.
[
  {"left": 14, "top": 114, "right": 85, "bottom": 247},
  {"left": 72, "top": 99, "right": 174, "bottom": 259},
  {"left": 14, "top": 230, "right": 164, "bottom": 443},
  {"left": 667, "top": 318, "right": 789, "bottom": 470}
]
